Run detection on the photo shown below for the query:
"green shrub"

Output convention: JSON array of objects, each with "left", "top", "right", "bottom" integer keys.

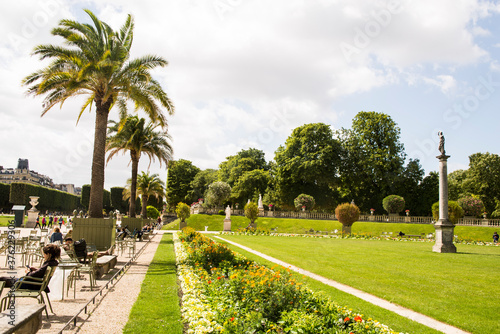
[
  {"left": 432, "top": 201, "right": 464, "bottom": 224},
  {"left": 245, "top": 202, "right": 259, "bottom": 227},
  {"left": 382, "top": 195, "right": 405, "bottom": 214},
  {"left": 176, "top": 202, "right": 190, "bottom": 222},
  {"left": 146, "top": 205, "right": 160, "bottom": 219},
  {"left": 335, "top": 203, "right": 360, "bottom": 227},
  {"left": 457, "top": 195, "right": 484, "bottom": 217},
  {"left": 218, "top": 210, "right": 225, "bottom": 215},
  {"left": 294, "top": 194, "right": 315, "bottom": 211}
]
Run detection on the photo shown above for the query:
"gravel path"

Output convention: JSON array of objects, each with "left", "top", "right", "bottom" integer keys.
[
  {"left": 76, "top": 232, "right": 163, "bottom": 334},
  {"left": 0, "top": 227, "right": 165, "bottom": 334}
]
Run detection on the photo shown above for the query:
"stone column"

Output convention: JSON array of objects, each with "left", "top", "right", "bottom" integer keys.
[{"left": 433, "top": 154, "right": 456, "bottom": 253}]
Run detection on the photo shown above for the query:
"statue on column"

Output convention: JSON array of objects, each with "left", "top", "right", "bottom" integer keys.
[{"left": 438, "top": 132, "right": 446, "bottom": 155}]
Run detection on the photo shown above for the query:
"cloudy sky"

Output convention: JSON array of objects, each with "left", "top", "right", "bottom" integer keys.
[{"left": 1, "top": 0, "right": 499, "bottom": 190}]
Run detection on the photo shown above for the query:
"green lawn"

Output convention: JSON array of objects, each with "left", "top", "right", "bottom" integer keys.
[
  {"left": 0, "top": 215, "right": 17, "bottom": 226},
  {"left": 123, "top": 234, "right": 183, "bottom": 334},
  {"left": 164, "top": 214, "right": 499, "bottom": 242},
  {"left": 216, "top": 234, "right": 500, "bottom": 334}
]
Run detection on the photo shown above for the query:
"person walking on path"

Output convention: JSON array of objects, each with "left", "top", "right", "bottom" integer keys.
[
  {"left": 42, "top": 216, "right": 47, "bottom": 228},
  {"left": 493, "top": 232, "right": 499, "bottom": 243},
  {"left": 48, "top": 215, "right": 53, "bottom": 228},
  {"left": 58, "top": 216, "right": 64, "bottom": 228},
  {"left": 34, "top": 216, "right": 41, "bottom": 229}
]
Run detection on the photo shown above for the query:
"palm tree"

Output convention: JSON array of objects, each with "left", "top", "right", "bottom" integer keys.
[
  {"left": 22, "top": 10, "right": 174, "bottom": 218},
  {"left": 136, "top": 172, "right": 165, "bottom": 218},
  {"left": 106, "top": 115, "right": 172, "bottom": 217}
]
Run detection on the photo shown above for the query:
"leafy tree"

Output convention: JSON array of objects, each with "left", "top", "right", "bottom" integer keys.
[
  {"left": 448, "top": 169, "right": 468, "bottom": 201},
  {"left": 338, "top": 112, "right": 406, "bottom": 212},
  {"left": 382, "top": 195, "right": 405, "bottom": 214},
  {"left": 188, "top": 169, "right": 218, "bottom": 203},
  {"left": 106, "top": 115, "right": 172, "bottom": 217},
  {"left": 206, "top": 181, "right": 231, "bottom": 208},
  {"left": 166, "top": 160, "right": 200, "bottom": 210},
  {"left": 461, "top": 152, "right": 500, "bottom": 213},
  {"left": 218, "top": 148, "right": 268, "bottom": 187},
  {"left": 176, "top": 202, "right": 190, "bottom": 223},
  {"left": 23, "top": 10, "right": 174, "bottom": 217},
  {"left": 457, "top": 195, "right": 484, "bottom": 217},
  {"left": 244, "top": 202, "right": 259, "bottom": 228},
  {"left": 413, "top": 172, "right": 439, "bottom": 216},
  {"left": 432, "top": 201, "right": 464, "bottom": 224},
  {"left": 136, "top": 172, "right": 165, "bottom": 218},
  {"left": 294, "top": 194, "right": 316, "bottom": 211},
  {"left": 146, "top": 205, "right": 160, "bottom": 219},
  {"left": 275, "top": 123, "right": 341, "bottom": 210},
  {"left": 393, "top": 159, "right": 425, "bottom": 214},
  {"left": 231, "top": 170, "right": 270, "bottom": 205}
]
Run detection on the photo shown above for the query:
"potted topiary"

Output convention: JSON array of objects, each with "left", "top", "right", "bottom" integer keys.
[
  {"left": 382, "top": 195, "right": 405, "bottom": 216},
  {"left": 176, "top": 202, "right": 191, "bottom": 229},
  {"left": 244, "top": 202, "right": 259, "bottom": 229},
  {"left": 335, "top": 203, "right": 360, "bottom": 235}
]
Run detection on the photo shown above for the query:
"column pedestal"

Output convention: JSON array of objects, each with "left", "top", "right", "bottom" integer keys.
[{"left": 223, "top": 219, "right": 231, "bottom": 232}]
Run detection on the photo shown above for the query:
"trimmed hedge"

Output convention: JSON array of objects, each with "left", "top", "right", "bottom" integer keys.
[
  {"left": 0, "top": 184, "right": 11, "bottom": 212},
  {"left": 81, "top": 184, "right": 91, "bottom": 209},
  {"left": 111, "top": 187, "right": 128, "bottom": 214},
  {"left": 9, "top": 182, "right": 80, "bottom": 213}
]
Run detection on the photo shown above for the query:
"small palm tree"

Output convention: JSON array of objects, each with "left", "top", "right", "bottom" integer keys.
[
  {"left": 136, "top": 172, "right": 165, "bottom": 218},
  {"left": 107, "top": 115, "right": 172, "bottom": 217},
  {"left": 22, "top": 10, "right": 174, "bottom": 218}
]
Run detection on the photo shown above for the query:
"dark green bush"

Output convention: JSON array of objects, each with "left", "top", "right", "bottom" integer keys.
[
  {"left": 432, "top": 201, "right": 464, "bottom": 224},
  {"left": 382, "top": 195, "right": 405, "bottom": 214}
]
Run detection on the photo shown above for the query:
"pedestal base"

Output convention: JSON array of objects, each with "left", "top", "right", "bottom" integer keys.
[
  {"left": 223, "top": 219, "right": 232, "bottom": 232},
  {"left": 433, "top": 220, "right": 456, "bottom": 253},
  {"left": 258, "top": 208, "right": 264, "bottom": 217},
  {"left": 26, "top": 211, "right": 39, "bottom": 228}
]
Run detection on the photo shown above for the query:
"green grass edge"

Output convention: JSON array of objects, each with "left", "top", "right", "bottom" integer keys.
[{"left": 123, "top": 234, "right": 183, "bottom": 334}]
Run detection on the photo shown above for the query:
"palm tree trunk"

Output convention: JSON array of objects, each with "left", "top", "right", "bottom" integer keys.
[
  {"left": 141, "top": 195, "right": 149, "bottom": 218},
  {"left": 129, "top": 154, "right": 139, "bottom": 218},
  {"left": 89, "top": 101, "right": 110, "bottom": 218}
]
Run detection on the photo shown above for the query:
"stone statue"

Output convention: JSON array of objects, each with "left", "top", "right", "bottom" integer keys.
[
  {"left": 225, "top": 205, "right": 231, "bottom": 220},
  {"left": 258, "top": 194, "right": 263, "bottom": 209},
  {"left": 438, "top": 131, "right": 446, "bottom": 155}
]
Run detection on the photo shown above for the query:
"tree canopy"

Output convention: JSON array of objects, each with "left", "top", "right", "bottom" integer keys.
[
  {"left": 23, "top": 10, "right": 174, "bottom": 217},
  {"left": 166, "top": 160, "right": 200, "bottom": 209}
]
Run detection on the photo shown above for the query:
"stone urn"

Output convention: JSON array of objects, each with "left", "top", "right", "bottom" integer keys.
[{"left": 29, "top": 196, "right": 39, "bottom": 212}]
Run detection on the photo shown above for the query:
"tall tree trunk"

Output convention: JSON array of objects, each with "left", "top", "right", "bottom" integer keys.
[
  {"left": 89, "top": 101, "right": 111, "bottom": 218},
  {"left": 141, "top": 194, "right": 149, "bottom": 218},
  {"left": 129, "top": 153, "right": 139, "bottom": 218}
]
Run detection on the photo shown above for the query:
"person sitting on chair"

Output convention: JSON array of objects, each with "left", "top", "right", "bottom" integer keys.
[
  {"left": 50, "top": 227, "right": 64, "bottom": 244},
  {"left": 0, "top": 244, "right": 61, "bottom": 291}
]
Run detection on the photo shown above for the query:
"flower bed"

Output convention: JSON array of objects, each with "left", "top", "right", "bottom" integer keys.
[{"left": 175, "top": 227, "right": 405, "bottom": 333}]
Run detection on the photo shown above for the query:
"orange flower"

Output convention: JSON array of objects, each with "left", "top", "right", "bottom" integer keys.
[
  {"left": 354, "top": 315, "right": 362, "bottom": 322},
  {"left": 344, "top": 317, "right": 350, "bottom": 322}
]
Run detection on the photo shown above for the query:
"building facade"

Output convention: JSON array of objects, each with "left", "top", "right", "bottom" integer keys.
[{"left": 0, "top": 158, "right": 78, "bottom": 194}]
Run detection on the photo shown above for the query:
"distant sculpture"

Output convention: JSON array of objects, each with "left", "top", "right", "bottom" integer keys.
[
  {"left": 225, "top": 205, "right": 231, "bottom": 220},
  {"left": 438, "top": 132, "right": 446, "bottom": 155},
  {"left": 258, "top": 194, "right": 263, "bottom": 209}
]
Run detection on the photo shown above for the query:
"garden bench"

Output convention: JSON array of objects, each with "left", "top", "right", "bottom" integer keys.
[{"left": 94, "top": 255, "right": 118, "bottom": 279}]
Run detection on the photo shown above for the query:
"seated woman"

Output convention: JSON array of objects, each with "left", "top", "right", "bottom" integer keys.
[
  {"left": 50, "top": 227, "right": 64, "bottom": 244},
  {"left": 1, "top": 244, "right": 61, "bottom": 291}
]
